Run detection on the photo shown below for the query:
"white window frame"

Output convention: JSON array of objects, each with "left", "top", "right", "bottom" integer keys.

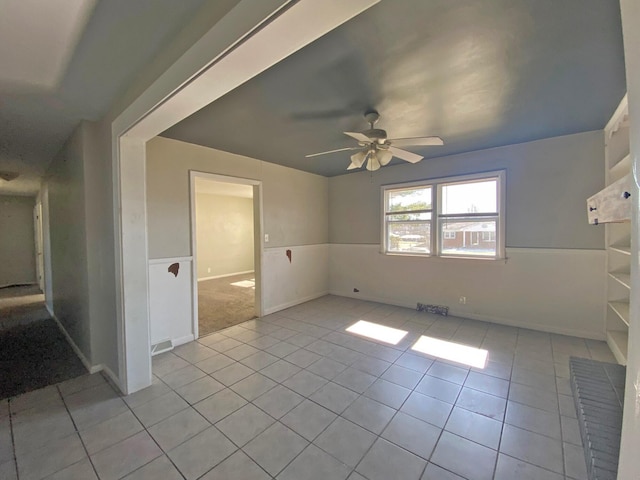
[
  {"left": 381, "top": 170, "right": 506, "bottom": 259},
  {"left": 444, "top": 231, "right": 456, "bottom": 239}
]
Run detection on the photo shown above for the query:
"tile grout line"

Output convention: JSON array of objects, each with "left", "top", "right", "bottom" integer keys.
[
  {"left": 493, "top": 323, "right": 518, "bottom": 479},
  {"left": 118, "top": 387, "right": 189, "bottom": 480},
  {"left": 55, "top": 382, "right": 102, "bottom": 480},
  {"left": 198, "top": 309, "right": 514, "bottom": 477},
  {"left": 7, "top": 399, "right": 20, "bottom": 480}
]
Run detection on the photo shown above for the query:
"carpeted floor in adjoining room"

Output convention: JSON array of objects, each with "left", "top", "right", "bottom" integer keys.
[{"left": 198, "top": 272, "right": 256, "bottom": 336}]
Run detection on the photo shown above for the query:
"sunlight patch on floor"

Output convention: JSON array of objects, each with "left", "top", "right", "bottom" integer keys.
[
  {"left": 231, "top": 279, "right": 255, "bottom": 289},
  {"left": 412, "top": 335, "right": 488, "bottom": 368},
  {"left": 346, "top": 320, "right": 408, "bottom": 345}
]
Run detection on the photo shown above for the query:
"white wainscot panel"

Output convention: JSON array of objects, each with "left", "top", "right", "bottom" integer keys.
[
  {"left": 329, "top": 245, "right": 607, "bottom": 340},
  {"left": 149, "top": 257, "right": 194, "bottom": 348},
  {"left": 262, "top": 244, "right": 329, "bottom": 315}
]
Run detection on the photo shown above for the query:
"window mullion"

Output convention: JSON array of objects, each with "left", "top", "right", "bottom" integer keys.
[{"left": 433, "top": 184, "right": 439, "bottom": 256}]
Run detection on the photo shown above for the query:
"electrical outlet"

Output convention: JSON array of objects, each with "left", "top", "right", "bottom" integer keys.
[
  {"left": 207, "top": 267, "right": 211, "bottom": 273},
  {"left": 264, "top": 233, "right": 269, "bottom": 243},
  {"left": 459, "top": 296, "right": 466, "bottom": 304}
]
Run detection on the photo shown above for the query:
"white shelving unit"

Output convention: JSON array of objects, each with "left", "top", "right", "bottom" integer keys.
[{"left": 603, "top": 95, "right": 631, "bottom": 365}]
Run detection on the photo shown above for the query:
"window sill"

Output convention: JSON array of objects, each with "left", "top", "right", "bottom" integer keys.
[{"left": 382, "top": 251, "right": 506, "bottom": 262}]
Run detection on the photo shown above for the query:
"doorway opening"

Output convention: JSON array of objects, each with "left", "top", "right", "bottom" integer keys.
[{"left": 190, "top": 172, "right": 262, "bottom": 338}]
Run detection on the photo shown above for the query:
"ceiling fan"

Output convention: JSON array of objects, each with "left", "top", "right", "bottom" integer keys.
[{"left": 305, "top": 110, "right": 443, "bottom": 171}]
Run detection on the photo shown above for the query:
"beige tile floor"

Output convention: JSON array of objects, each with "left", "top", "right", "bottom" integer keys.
[{"left": 0, "top": 295, "right": 616, "bottom": 479}]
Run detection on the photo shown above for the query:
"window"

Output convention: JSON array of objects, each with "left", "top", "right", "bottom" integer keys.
[
  {"left": 482, "top": 231, "right": 495, "bottom": 242},
  {"left": 382, "top": 171, "right": 505, "bottom": 259},
  {"left": 383, "top": 185, "right": 432, "bottom": 255}
]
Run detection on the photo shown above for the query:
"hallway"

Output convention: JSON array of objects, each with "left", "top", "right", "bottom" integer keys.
[
  {"left": 0, "top": 285, "right": 48, "bottom": 329},
  {"left": 0, "top": 286, "right": 85, "bottom": 399}
]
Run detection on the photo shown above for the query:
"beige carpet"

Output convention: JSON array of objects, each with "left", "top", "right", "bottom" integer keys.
[{"left": 198, "top": 272, "right": 256, "bottom": 336}]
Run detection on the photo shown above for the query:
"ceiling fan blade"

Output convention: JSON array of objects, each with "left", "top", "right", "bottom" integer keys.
[
  {"left": 389, "top": 136, "right": 444, "bottom": 147},
  {"left": 377, "top": 150, "right": 392, "bottom": 166},
  {"left": 389, "top": 146, "right": 424, "bottom": 164},
  {"left": 344, "top": 131, "right": 371, "bottom": 143},
  {"left": 305, "top": 146, "right": 361, "bottom": 158}
]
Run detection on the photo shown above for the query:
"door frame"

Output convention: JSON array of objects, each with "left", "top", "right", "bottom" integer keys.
[
  {"left": 189, "top": 170, "right": 264, "bottom": 339},
  {"left": 112, "top": 0, "right": 379, "bottom": 394},
  {"left": 33, "top": 201, "right": 44, "bottom": 291}
]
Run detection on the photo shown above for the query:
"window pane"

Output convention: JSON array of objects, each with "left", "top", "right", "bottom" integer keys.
[
  {"left": 440, "top": 219, "right": 496, "bottom": 257},
  {"left": 387, "top": 187, "right": 432, "bottom": 213},
  {"left": 441, "top": 179, "right": 497, "bottom": 215},
  {"left": 388, "top": 222, "right": 430, "bottom": 254},
  {"left": 387, "top": 212, "right": 431, "bottom": 222}
]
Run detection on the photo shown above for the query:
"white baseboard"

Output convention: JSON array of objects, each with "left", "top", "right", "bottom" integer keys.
[
  {"left": 0, "top": 281, "right": 38, "bottom": 289},
  {"left": 328, "top": 290, "right": 606, "bottom": 341},
  {"left": 262, "top": 291, "right": 329, "bottom": 316},
  {"left": 458, "top": 311, "right": 606, "bottom": 341},
  {"left": 46, "top": 305, "right": 126, "bottom": 391},
  {"left": 173, "top": 334, "right": 196, "bottom": 347},
  {"left": 198, "top": 270, "right": 254, "bottom": 282},
  {"left": 100, "top": 365, "right": 121, "bottom": 389},
  {"left": 47, "top": 305, "right": 101, "bottom": 374}
]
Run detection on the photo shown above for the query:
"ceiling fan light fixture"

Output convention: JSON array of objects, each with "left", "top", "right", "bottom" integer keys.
[
  {"left": 350, "top": 150, "right": 367, "bottom": 168},
  {"left": 378, "top": 150, "right": 392, "bottom": 166},
  {"left": 306, "top": 111, "right": 444, "bottom": 172},
  {"left": 366, "top": 155, "right": 381, "bottom": 171}
]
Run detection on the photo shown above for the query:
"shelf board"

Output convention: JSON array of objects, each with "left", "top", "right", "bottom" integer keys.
[
  {"left": 606, "top": 330, "right": 628, "bottom": 366},
  {"left": 608, "top": 301, "right": 630, "bottom": 327},
  {"left": 609, "top": 154, "right": 631, "bottom": 182},
  {"left": 609, "top": 245, "right": 631, "bottom": 255},
  {"left": 608, "top": 272, "right": 631, "bottom": 289}
]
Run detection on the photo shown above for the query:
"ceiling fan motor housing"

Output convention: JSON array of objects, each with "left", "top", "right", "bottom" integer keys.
[{"left": 363, "top": 128, "right": 388, "bottom": 143}]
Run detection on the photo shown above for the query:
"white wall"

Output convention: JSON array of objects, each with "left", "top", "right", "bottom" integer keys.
[
  {"left": 330, "top": 245, "right": 605, "bottom": 339},
  {"left": 618, "top": 0, "right": 640, "bottom": 476},
  {"left": 44, "top": 123, "right": 92, "bottom": 360},
  {"left": 195, "top": 192, "right": 254, "bottom": 279},
  {"left": 149, "top": 258, "right": 194, "bottom": 347},
  {"left": 145, "top": 136, "right": 329, "bottom": 341},
  {"left": 0, "top": 195, "right": 36, "bottom": 287},
  {"left": 328, "top": 131, "right": 607, "bottom": 339},
  {"left": 146, "top": 136, "right": 328, "bottom": 257},
  {"left": 330, "top": 131, "right": 604, "bottom": 249}
]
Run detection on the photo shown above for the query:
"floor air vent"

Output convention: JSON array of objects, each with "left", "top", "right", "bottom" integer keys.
[
  {"left": 569, "top": 357, "right": 625, "bottom": 480},
  {"left": 151, "top": 339, "right": 174, "bottom": 356}
]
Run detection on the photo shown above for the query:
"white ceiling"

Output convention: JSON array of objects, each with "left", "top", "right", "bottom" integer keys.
[
  {"left": 0, "top": 0, "right": 96, "bottom": 92},
  {"left": 0, "top": 0, "right": 237, "bottom": 196}
]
